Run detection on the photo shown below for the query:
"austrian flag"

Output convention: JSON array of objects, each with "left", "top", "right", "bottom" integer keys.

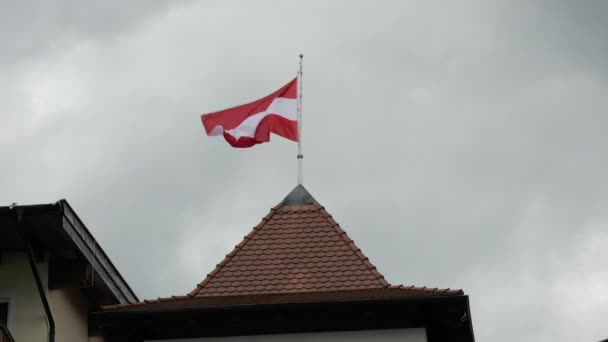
[{"left": 201, "top": 78, "right": 298, "bottom": 148}]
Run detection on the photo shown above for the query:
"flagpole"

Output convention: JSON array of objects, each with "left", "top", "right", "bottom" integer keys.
[{"left": 297, "top": 54, "right": 303, "bottom": 185}]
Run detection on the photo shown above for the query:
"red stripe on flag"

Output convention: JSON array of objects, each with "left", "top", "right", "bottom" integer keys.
[{"left": 201, "top": 78, "right": 297, "bottom": 148}]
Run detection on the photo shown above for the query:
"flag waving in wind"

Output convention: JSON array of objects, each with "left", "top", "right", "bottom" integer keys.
[{"left": 201, "top": 78, "right": 298, "bottom": 148}]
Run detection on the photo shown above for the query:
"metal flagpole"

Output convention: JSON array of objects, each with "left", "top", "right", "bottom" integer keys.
[{"left": 297, "top": 54, "right": 304, "bottom": 185}]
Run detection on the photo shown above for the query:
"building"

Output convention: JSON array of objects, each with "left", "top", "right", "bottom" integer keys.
[
  {"left": 96, "top": 186, "right": 475, "bottom": 341},
  {"left": 0, "top": 200, "right": 137, "bottom": 342}
]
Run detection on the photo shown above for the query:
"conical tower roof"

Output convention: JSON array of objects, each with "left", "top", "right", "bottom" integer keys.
[
  {"left": 189, "top": 185, "right": 388, "bottom": 297},
  {"left": 101, "top": 186, "right": 462, "bottom": 312}
]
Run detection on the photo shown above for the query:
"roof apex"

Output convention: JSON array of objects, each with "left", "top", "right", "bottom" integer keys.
[
  {"left": 188, "top": 187, "right": 390, "bottom": 297},
  {"left": 282, "top": 184, "right": 315, "bottom": 206}
]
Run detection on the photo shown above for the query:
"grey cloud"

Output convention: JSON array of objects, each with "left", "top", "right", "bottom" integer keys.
[{"left": 1, "top": 1, "right": 607, "bottom": 341}]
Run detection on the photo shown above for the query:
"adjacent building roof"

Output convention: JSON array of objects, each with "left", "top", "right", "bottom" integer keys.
[
  {"left": 101, "top": 185, "right": 462, "bottom": 311},
  {"left": 0, "top": 200, "right": 138, "bottom": 305}
]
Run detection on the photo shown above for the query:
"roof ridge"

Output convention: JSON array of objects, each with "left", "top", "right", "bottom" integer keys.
[
  {"left": 188, "top": 202, "right": 284, "bottom": 297},
  {"left": 312, "top": 201, "right": 390, "bottom": 288}
]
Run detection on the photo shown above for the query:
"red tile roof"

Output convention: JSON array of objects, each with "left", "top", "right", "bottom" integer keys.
[
  {"left": 101, "top": 186, "right": 464, "bottom": 312},
  {"left": 189, "top": 200, "right": 388, "bottom": 297}
]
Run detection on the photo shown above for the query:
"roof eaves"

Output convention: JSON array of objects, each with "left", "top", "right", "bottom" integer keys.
[
  {"left": 100, "top": 287, "right": 465, "bottom": 312},
  {"left": 58, "top": 199, "right": 139, "bottom": 303}
]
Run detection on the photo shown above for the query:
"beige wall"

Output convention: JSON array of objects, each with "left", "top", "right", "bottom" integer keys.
[
  {"left": 0, "top": 252, "right": 105, "bottom": 342},
  {"left": 49, "top": 288, "right": 89, "bottom": 342},
  {"left": 0, "top": 252, "right": 49, "bottom": 342}
]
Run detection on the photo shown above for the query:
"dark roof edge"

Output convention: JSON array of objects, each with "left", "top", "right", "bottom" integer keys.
[
  {"left": 0, "top": 202, "right": 58, "bottom": 214},
  {"left": 58, "top": 199, "right": 138, "bottom": 303},
  {"left": 94, "top": 294, "right": 469, "bottom": 318}
]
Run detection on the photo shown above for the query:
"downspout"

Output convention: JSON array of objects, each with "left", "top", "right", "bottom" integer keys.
[{"left": 11, "top": 204, "right": 55, "bottom": 342}]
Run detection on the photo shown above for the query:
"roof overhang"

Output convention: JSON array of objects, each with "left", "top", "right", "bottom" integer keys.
[
  {"left": 94, "top": 294, "right": 474, "bottom": 342},
  {"left": 0, "top": 200, "right": 138, "bottom": 305}
]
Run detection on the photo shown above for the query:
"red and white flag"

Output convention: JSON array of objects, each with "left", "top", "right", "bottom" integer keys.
[{"left": 201, "top": 78, "right": 298, "bottom": 148}]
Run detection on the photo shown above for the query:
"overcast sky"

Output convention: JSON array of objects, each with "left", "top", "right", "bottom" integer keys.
[{"left": 2, "top": 1, "right": 608, "bottom": 341}]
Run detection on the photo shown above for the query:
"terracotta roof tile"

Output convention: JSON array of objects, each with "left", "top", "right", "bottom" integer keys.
[{"left": 189, "top": 193, "right": 389, "bottom": 297}]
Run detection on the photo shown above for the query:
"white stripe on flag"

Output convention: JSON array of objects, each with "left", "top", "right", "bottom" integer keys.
[{"left": 209, "top": 97, "right": 296, "bottom": 139}]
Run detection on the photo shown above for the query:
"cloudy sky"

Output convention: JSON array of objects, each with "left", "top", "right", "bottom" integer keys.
[{"left": 2, "top": 1, "right": 608, "bottom": 341}]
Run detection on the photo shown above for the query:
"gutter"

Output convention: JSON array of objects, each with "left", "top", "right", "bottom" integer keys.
[{"left": 11, "top": 204, "right": 55, "bottom": 342}]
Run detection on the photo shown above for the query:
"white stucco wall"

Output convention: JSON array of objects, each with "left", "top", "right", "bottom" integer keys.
[
  {"left": 155, "top": 328, "right": 427, "bottom": 342},
  {"left": 0, "top": 252, "right": 49, "bottom": 342}
]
